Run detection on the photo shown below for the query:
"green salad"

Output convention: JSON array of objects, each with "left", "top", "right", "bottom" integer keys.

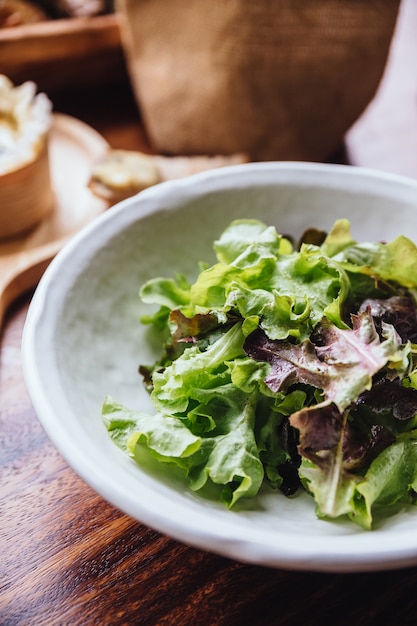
[{"left": 103, "top": 218, "right": 417, "bottom": 529}]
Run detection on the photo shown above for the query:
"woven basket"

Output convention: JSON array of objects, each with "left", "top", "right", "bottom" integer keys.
[{"left": 117, "top": 0, "right": 400, "bottom": 162}]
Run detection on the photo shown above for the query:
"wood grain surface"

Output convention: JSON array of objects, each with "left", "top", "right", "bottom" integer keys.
[{"left": 2, "top": 2, "right": 417, "bottom": 624}]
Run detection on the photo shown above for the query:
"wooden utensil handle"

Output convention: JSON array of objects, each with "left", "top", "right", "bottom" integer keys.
[{"left": 0, "top": 238, "right": 63, "bottom": 330}]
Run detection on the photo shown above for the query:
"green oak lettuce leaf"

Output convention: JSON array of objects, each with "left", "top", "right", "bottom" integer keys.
[
  {"left": 140, "top": 219, "right": 289, "bottom": 315},
  {"left": 297, "top": 438, "right": 417, "bottom": 530},
  {"left": 104, "top": 322, "right": 268, "bottom": 506},
  {"left": 189, "top": 247, "right": 279, "bottom": 309},
  {"left": 213, "top": 218, "right": 293, "bottom": 264},
  {"left": 102, "top": 387, "right": 265, "bottom": 507},
  {"left": 139, "top": 273, "right": 192, "bottom": 328},
  {"left": 349, "top": 440, "right": 417, "bottom": 529},
  {"left": 140, "top": 273, "right": 191, "bottom": 309},
  {"left": 102, "top": 395, "right": 201, "bottom": 458},
  {"left": 321, "top": 220, "right": 417, "bottom": 308},
  {"left": 150, "top": 322, "right": 247, "bottom": 414},
  {"left": 190, "top": 220, "right": 350, "bottom": 341},
  {"left": 297, "top": 457, "right": 359, "bottom": 522},
  {"left": 225, "top": 283, "right": 312, "bottom": 341},
  {"left": 329, "top": 222, "right": 417, "bottom": 290},
  {"left": 185, "top": 388, "right": 265, "bottom": 506},
  {"left": 321, "top": 218, "right": 417, "bottom": 288},
  {"left": 319, "top": 218, "right": 357, "bottom": 258}
]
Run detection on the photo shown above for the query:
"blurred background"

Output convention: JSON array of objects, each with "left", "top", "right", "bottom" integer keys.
[{"left": 0, "top": 0, "right": 415, "bottom": 173}]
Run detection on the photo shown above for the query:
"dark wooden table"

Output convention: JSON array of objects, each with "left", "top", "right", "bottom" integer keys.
[{"left": 2, "top": 2, "right": 417, "bottom": 624}]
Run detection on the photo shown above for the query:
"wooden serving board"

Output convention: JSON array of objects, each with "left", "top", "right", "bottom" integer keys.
[{"left": 0, "top": 113, "right": 110, "bottom": 328}]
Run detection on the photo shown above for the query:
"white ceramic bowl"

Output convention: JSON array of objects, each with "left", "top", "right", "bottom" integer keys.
[{"left": 22, "top": 162, "right": 417, "bottom": 573}]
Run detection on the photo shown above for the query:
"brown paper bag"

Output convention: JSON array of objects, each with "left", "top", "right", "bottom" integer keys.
[{"left": 117, "top": 0, "right": 400, "bottom": 162}]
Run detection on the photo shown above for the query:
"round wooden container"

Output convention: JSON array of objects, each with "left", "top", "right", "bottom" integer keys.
[{"left": 0, "top": 135, "right": 54, "bottom": 240}]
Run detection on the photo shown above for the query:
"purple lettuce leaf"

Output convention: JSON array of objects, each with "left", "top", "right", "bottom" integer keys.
[
  {"left": 355, "top": 377, "right": 417, "bottom": 421},
  {"left": 358, "top": 295, "right": 417, "bottom": 343},
  {"left": 244, "top": 309, "right": 409, "bottom": 518},
  {"left": 244, "top": 308, "right": 404, "bottom": 413}
]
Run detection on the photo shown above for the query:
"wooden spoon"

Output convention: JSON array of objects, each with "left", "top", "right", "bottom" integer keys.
[{"left": 0, "top": 113, "right": 110, "bottom": 329}]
